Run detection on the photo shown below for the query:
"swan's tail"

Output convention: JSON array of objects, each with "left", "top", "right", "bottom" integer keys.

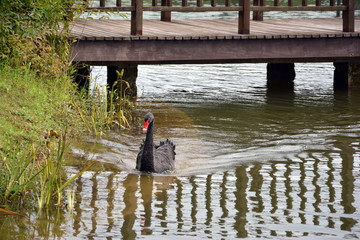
[{"left": 159, "top": 139, "right": 176, "bottom": 155}]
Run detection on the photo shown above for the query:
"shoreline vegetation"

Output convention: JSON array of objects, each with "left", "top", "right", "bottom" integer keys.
[{"left": 0, "top": 0, "right": 134, "bottom": 211}]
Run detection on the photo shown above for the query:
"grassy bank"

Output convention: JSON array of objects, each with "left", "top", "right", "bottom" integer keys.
[
  {"left": 0, "top": 61, "right": 93, "bottom": 207},
  {"left": 0, "top": 1, "right": 136, "bottom": 209},
  {"left": 0, "top": 0, "right": 82, "bottom": 145},
  {"left": 0, "top": 65, "right": 86, "bottom": 145},
  {"left": 0, "top": 0, "right": 100, "bottom": 208}
]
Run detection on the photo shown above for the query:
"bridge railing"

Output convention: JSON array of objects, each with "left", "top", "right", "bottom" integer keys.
[{"left": 79, "top": 0, "right": 359, "bottom": 35}]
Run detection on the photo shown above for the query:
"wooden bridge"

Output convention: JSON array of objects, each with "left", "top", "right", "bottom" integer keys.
[{"left": 69, "top": 0, "right": 360, "bottom": 91}]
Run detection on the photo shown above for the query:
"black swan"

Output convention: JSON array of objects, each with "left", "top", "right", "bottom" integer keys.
[{"left": 136, "top": 113, "right": 176, "bottom": 173}]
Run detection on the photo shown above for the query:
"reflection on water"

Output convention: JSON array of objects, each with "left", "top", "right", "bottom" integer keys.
[{"left": 1, "top": 63, "right": 360, "bottom": 239}]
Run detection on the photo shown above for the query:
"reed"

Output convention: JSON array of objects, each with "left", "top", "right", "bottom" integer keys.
[
  {"left": 37, "top": 130, "right": 96, "bottom": 209},
  {"left": 37, "top": 131, "right": 65, "bottom": 209},
  {"left": 66, "top": 186, "right": 76, "bottom": 211},
  {"left": 1, "top": 142, "right": 45, "bottom": 202},
  {"left": 0, "top": 207, "right": 27, "bottom": 217},
  {"left": 86, "top": 69, "right": 134, "bottom": 134},
  {"left": 115, "top": 70, "right": 132, "bottom": 129},
  {"left": 0, "top": 129, "right": 96, "bottom": 208}
]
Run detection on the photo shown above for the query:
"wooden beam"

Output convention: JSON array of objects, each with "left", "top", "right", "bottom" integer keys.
[
  {"left": 343, "top": 0, "right": 355, "bottom": 32},
  {"left": 143, "top": 6, "right": 244, "bottom": 11},
  {"left": 253, "top": 0, "right": 264, "bottom": 21},
  {"left": 238, "top": 0, "right": 250, "bottom": 34},
  {"left": 83, "top": 5, "right": 347, "bottom": 12},
  {"left": 250, "top": 6, "right": 346, "bottom": 11},
  {"left": 131, "top": 0, "right": 143, "bottom": 35},
  {"left": 71, "top": 37, "right": 360, "bottom": 65},
  {"left": 84, "top": 6, "right": 134, "bottom": 11},
  {"left": 161, "top": 0, "right": 171, "bottom": 22}
]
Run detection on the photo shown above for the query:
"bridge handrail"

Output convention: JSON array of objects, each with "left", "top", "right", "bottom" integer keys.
[{"left": 78, "top": 0, "right": 358, "bottom": 35}]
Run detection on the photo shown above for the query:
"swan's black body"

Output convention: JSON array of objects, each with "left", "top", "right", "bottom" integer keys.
[{"left": 136, "top": 113, "right": 175, "bottom": 173}]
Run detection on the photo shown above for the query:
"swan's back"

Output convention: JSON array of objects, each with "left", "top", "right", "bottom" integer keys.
[
  {"left": 136, "top": 139, "right": 175, "bottom": 173},
  {"left": 154, "top": 139, "right": 175, "bottom": 173}
]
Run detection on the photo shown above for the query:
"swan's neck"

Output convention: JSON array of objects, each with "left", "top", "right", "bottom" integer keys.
[{"left": 141, "top": 121, "right": 155, "bottom": 172}]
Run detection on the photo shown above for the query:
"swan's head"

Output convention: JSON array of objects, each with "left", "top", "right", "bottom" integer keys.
[{"left": 142, "top": 113, "right": 154, "bottom": 133}]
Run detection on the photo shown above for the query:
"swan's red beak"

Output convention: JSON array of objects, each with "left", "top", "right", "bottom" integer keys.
[{"left": 143, "top": 119, "right": 150, "bottom": 133}]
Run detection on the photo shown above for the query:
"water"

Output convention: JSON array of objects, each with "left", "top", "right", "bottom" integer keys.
[
  {"left": 1, "top": 63, "right": 359, "bottom": 239},
  {"left": 76, "top": 63, "right": 360, "bottom": 239},
  {"left": 2, "top": 3, "right": 360, "bottom": 238}
]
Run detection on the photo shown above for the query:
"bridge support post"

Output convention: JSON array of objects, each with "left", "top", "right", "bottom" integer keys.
[
  {"left": 334, "top": 62, "right": 349, "bottom": 90},
  {"left": 131, "top": 0, "right": 143, "bottom": 35},
  {"left": 334, "top": 62, "right": 360, "bottom": 90},
  {"left": 107, "top": 65, "right": 138, "bottom": 100},
  {"left": 349, "top": 62, "right": 360, "bottom": 89},
  {"left": 266, "top": 63, "right": 296, "bottom": 91},
  {"left": 238, "top": 0, "right": 250, "bottom": 34},
  {"left": 342, "top": 0, "right": 354, "bottom": 32},
  {"left": 73, "top": 63, "right": 91, "bottom": 95},
  {"left": 161, "top": 0, "right": 172, "bottom": 22},
  {"left": 253, "top": 0, "right": 264, "bottom": 21}
]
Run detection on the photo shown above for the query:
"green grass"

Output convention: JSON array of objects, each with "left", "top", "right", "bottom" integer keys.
[
  {"left": 0, "top": 64, "right": 86, "bottom": 145},
  {"left": 0, "top": 54, "right": 136, "bottom": 208},
  {"left": 0, "top": 63, "right": 92, "bottom": 206},
  {"left": 0, "top": 0, "right": 136, "bottom": 209},
  {"left": 0, "top": 0, "right": 96, "bottom": 210}
]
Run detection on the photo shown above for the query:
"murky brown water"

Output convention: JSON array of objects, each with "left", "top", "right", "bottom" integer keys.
[{"left": 1, "top": 63, "right": 359, "bottom": 239}]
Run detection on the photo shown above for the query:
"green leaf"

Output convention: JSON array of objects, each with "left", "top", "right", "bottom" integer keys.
[
  {"left": 54, "top": 161, "right": 96, "bottom": 197},
  {"left": 0, "top": 207, "right": 27, "bottom": 218}
]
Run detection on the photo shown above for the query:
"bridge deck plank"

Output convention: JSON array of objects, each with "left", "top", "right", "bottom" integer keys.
[
  {"left": 69, "top": 18, "right": 360, "bottom": 40},
  {"left": 69, "top": 17, "right": 360, "bottom": 64}
]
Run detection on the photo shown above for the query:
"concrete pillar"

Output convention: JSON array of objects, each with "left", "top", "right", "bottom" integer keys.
[
  {"left": 73, "top": 63, "right": 91, "bottom": 94},
  {"left": 334, "top": 62, "right": 360, "bottom": 91},
  {"left": 333, "top": 62, "right": 349, "bottom": 90},
  {"left": 349, "top": 62, "right": 360, "bottom": 89},
  {"left": 266, "top": 63, "right": 295, "bottom": 92},
  {"left": 107, "top": 65, "right": 138, "bottom": 100}
]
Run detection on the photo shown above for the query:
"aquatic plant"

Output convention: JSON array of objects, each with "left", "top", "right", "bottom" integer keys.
[
  {"left": 84, "top": 69, "right": 134, "bottom": 135},
  {"left": 0, "top": 207, "right": 27, "bottom": 217},
  {"left": 37, "top": 130, "right": 96, "bottom": 209},
  {"left": 0, "top": 141, "right": 45, "bottom": 202},
  {"left": 0, "top": 128, "right": 96, "bottom": 208},
  {"left": 66, "top": 186, "right": 76, "bottom": 211},
  {"left": 107, "top": 69, "right": 133, "bottom": 129},
  {"left": 37, "top": 131, "right": 66, "bottom": 209}
]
